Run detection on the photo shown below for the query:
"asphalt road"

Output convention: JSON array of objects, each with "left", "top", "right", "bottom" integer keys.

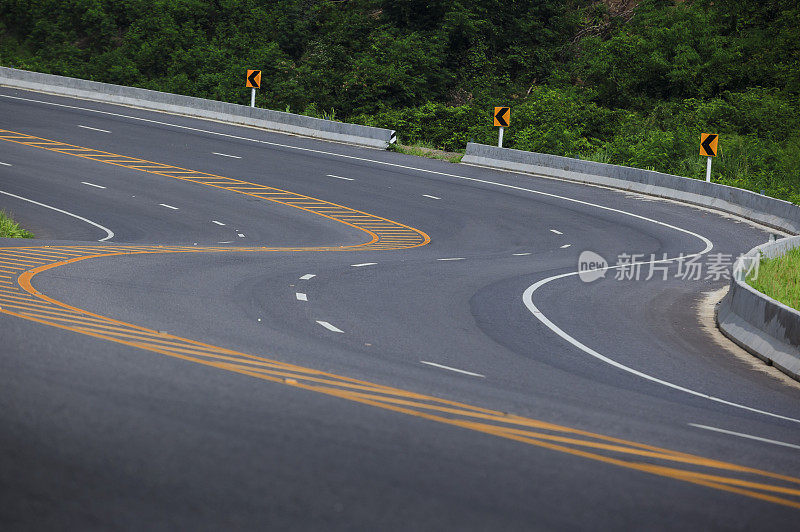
[{"left": 1, "top": 87, "right": 799, "bottom": 530}]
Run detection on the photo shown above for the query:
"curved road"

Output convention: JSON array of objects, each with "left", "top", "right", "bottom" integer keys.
[{"left": 1, "top": 87, "right": 799, "bottom": 530}]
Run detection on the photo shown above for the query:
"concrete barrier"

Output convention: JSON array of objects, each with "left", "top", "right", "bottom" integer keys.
[
  {"left": 462, "top": 143, "right": 800, "bottom": 377},
  {"left": 717, "top": 236, "right": 800, "bottom": 381},
  {"left": 0, "top": 67, "right": 396, "bottom": 149},
  {"left": 462, "top": 143, "right": 800, "bottom": 235}
]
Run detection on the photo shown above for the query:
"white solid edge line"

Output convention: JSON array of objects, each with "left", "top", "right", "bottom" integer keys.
[
  {"left": 550, "top": 229, "right": 563, "bottom": 234},
  {"left": 422, "top": 194, "right": 441, "bottom": 200},
  {"left": 0, "top": 161, "right": 11, "bottom": 166},
  {"left": 689, "top": 423, "right": 800, "bottom": 450},
  {"left": 327, "top": 174, "right": 354, "bottom": 181},
  {"left": 300, "top": 274, "right": 316, "bottom": 280},
  {"left": 522, "top": 257, "right": 800, "bottom": 425},
  {"left": 77, "top": 124, "right": 110, "bottom": 133},
  {"left": 420, "top": 361, "right": 485, "bottom": 378},
  {"left": 212, "top": 152, "right": 241, "bottom": 158},
  {"left": 211, "top": 220, "right": 225, "bottom": 225},
  {"left": 159, "top": 203, "right": 178, "bottom": 210},
  {"left": 351, "top": 262, "right": 377, "bottom": 267},
  {"left": 295, "top": 292, "right": 308, "bottom": 301},
  {"left": 316, "top": 320, "right": 343, "bottom": 333},
  {"left": 0, "top": 189, "right": 114, "bottom": 241},
  {"left": 8, "top": 93, "right": 795, "bottom": 422}
]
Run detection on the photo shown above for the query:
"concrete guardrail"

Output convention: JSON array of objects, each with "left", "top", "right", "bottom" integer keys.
[
  {"left": 462, "top": 143, "right": 800, "bottom": 235},
  {"left": 0, "top": 66, "right": 396, "bottom": 149},
  {"left": 462, "top": 143, "right": 800, "bottom": 379},
  {"left": 717, "top": 237, "right": 800, "bottom": 381}
]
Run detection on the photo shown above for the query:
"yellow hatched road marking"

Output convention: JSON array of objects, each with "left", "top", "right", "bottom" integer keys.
[{"left": 1, "top": 130, "right": 798, "bottom": 508}]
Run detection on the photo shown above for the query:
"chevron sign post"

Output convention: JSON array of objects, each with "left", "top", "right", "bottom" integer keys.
[
  {"left": 494, "top": 107, "right": 510, "bottom": 148},
  {"left": 246, "top": 70, "right": 261, "bottom": 108},
  {"left": 700, "top": 133, "right": 718, "bottom": 182}
]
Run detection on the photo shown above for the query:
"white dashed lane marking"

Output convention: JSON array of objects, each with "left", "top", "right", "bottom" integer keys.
[
  {"left": 78, "top": 125, "right": 111, "bottom": 133},
  {"left": 300, "top": 274, "right": 316, "bottom": 280},
  {"left": 560, "top": 244, "right": 571, "bottom": 249},
  {"left": 513, "top": 252, "right": 531, "bottom": 256},
  {"left": 212, "top": 220, "right": 225, "bottom": 226},
  {"left": 159, "top": 203, "right": 179, "bottom": 210},
  {"left": 422, "top": 194, "right": 441, "bottom": 200},
  {"left": 437, "top": 257, "right": 465, "bottom": 261},
  {"left": 327, "top": 174, "right": 354, "bottom": 181},
  {"left": 212, "top": 152, "right": 241, "bottom": 159},
  {"left": 296, "top": 293, "right": 308, "bottom": 301},
  {"left": 0, "top": 161, "right": 11, "bottom": 166},
  {"left": 420, "top": 361, "right": 485, "bottom": 378},
  {"left": 237, "top": 233, "right": 245, "bottom": 238},
  {"left": 550, "top": 229, "right": 563, "bottom": 234},
  {"left": 316, "top": 320, "right": 344, "bottom": 333},
  {"left": 81, "top": 182, "right": 106, "bottom": 189},
  {"left": 351, "top": 262, "right": 377, "bottom": 267},
  {"left": 689, "top": 424, "right": 800, "bottom": 450}
]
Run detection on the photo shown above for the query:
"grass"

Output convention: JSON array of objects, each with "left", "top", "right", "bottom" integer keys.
[
  {"left": 0, "top": 210, "right": 34, "bottom": 238},
  {"left": 392, "top": 143, "right": 464, "bottom": 163},
  {"left": 747, "top": 246, "right": 800, "bottom": 311}
]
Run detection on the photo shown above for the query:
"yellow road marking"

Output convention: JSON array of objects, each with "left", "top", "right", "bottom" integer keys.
[{"left": 0, "top": 131, "right": 798, "bottom": 509}]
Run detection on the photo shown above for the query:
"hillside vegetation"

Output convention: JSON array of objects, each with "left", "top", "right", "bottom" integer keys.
[{"left": 1, "top": 0, "right": 798, "bottom": 202}]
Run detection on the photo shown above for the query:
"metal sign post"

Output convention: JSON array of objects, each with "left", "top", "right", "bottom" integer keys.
[
  {"left": 246, "top": 70, "right": 262, "bottom": 108},
  {"left": 493, "top": 107, "right": 510, "bottom": 148},
  {"left": 700, "top": 133, "right": 719, "bottom": 182}
]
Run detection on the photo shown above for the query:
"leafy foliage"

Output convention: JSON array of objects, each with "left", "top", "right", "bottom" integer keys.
[
  {"left": 1, "top": 0, "right": 798, "bottom": 201},
  {"left": 0, "top": 210, "right": 33, "bottom": 238}
]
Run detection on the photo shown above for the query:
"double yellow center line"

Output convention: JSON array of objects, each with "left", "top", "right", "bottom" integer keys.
[
  {"left": 0, "top": 129, "right": 429, "bottom": 250},
  {"left": 0, "top": 130, "right": 799, "bottom": 510}
]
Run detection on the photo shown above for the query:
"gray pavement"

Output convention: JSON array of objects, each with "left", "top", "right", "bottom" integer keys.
[{"left": 1, "top": 87, "right": 799, "bottom": 530}]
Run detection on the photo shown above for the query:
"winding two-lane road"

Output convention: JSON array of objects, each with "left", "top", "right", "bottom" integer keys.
[{"left": 1, "top": 87, "right": 799, "bottom": 530}]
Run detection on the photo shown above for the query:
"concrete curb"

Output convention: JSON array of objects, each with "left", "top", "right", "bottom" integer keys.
[
  {"left": 716, "top": 237, "right": 800, "bottom": 381},
  {"left": 462, "top": 143, "right": 800, "bottom": 235},
  {"left": 0, "top": 67, "right": 396, "bottom": 149}
]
